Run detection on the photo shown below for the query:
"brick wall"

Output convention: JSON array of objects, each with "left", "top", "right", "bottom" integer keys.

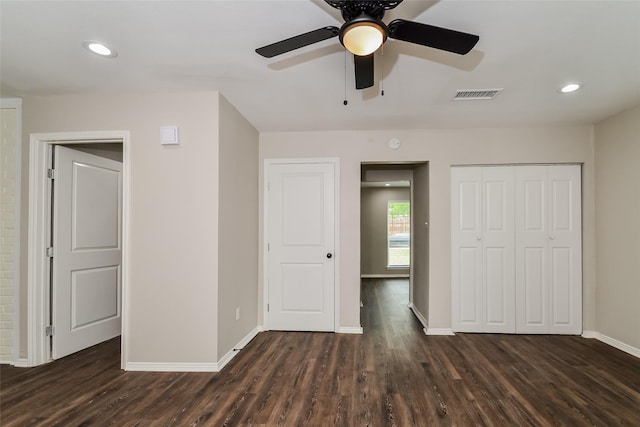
[{"left": 0, "top": 107, "right": 18, "bottom": 363}]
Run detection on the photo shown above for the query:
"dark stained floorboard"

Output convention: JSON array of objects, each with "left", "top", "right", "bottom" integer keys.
[{"left": 2, "top": 278, "right": 639, "bottom": 426}]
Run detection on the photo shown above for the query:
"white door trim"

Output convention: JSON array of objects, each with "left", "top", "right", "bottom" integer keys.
[
  {"left": 263, "top": 158, "right": 340, "bottom": 332},
  {"left": 27, "top": 131, "right": 130, "bottom": 367}
]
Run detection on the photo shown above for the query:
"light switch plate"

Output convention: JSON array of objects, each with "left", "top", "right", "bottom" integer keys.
[{"left": 160, "top": 126, "right": 179, "bottom": 145}]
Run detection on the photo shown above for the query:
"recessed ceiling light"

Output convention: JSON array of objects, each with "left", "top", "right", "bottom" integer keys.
[
  {"left": 384, "top": 183, "right": 391, "bottom": 186},
  {"left": 560, "top": 83, "right": 580, "bottom": 93},
  {"left": 82, "top": 41, "right": 117, "bottom": 58}
]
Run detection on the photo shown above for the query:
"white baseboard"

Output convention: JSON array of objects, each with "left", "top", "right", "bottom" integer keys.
[
  {"left": 407, "top": 305, "right": 455, "bottom": 336},
  {"left": 583, "top": 331, "right": 640, "bottom": 358},
  {"left": 425, "top": 328, "right": 455, "bottom": 336},
  {"left": 360, "top": 274, "right": 410, "bottom": 279},
  {"left": 216, "top": 326, "right": 261, "bottom": 371},
  {"left": 125, "top": 361, "right": 221, "bottom": 372},
  {"left": 125, "top": 327, "right": 262, "bottom": 372},
  {"left": 258, "top": 325, "right": 361, "bottom": 335},
  {"left": 337, "top": 326, "right": 363, "bottom": 334},
  {"left": 408, "top": 303, "right": 428, "bottom": 335},
  {"left": 7, "top": 358, "right": 29, "bottom": 368}
]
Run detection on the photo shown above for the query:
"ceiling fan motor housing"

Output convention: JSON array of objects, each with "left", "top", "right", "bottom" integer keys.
[{"left": 325, "top": 0, "right": 403, "bottom": 21}]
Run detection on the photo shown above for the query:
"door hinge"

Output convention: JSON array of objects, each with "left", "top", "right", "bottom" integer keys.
[
  {"left": 267, "top": 243, "right": 270, "bottom": 251},
  {"left": 45, "top": 325, "right": 55, "bottom": 336},
  {"left": 267, "top": 303, "right": 270, "bottom": 312},
  {"left": 46, "top": 247, "right": 54, "bottom": 258},
  {"left": 47, "top": 168, "right": 56, "bottom": 180}
]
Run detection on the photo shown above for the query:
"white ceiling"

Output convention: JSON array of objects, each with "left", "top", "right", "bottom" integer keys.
[{"left": 2, "top": 1, "right": 639, "bottom": 132}]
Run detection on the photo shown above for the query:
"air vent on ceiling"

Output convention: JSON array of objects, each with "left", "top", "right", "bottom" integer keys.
[{"left": 453, "top": 88, "right": 502, "bottom": 100}]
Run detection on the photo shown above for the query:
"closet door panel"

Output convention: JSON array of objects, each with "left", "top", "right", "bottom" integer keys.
[
  {"left": 551, "top": 247, "right": 572, "bottom": 325},
  {"left": 547, "top": 165, "right": 582, "bottom": 334},
  {"left": 482, "top": 167, "right": 515, "bottom": 333},
  {"left": 485, "top": 248, "right": 507, "bottom": 326},
  {"left": 516, "top": 166, "right": 549, "bottom": 333},
  {"left": 451, "top": 167, "right": 483, "bottom": 332},
  {"left": 458, "top": 247, "right": 482, "bottom": 325},
  {"left": 523, "top": 247, "right": 545, "bottom": 325}
]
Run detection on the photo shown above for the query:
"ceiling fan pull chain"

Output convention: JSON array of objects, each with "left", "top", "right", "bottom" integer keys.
[
  {"left": 343, "top": 49, "right": 348, "bottom": 105},
  {"left": 380, "top": 45, "right": 385, "bottom": 96}
]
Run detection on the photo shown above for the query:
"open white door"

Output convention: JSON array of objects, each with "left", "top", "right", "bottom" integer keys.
[
  {"left": 266, "top": 161, "right": 336, "bottom": 332},
  {"left": 52, "top": 146, "right": 122, "bottom": 359}
]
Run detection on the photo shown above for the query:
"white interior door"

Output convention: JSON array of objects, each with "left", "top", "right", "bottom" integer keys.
[
  {"left": 52, "top": 145, "right": 122, "bottom": 359},
  {"left": 267, "top": 161, "right": 335, "bottom": 331}
]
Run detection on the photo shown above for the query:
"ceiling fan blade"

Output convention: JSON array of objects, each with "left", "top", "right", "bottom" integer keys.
[
  {"left": 256, "top": 26, "right": 340, "bottom": 58},
  {"left": 388, "top": 19, "right": 479, "bottom": 55},
  {"left": 354, "top": 53, "right": 374, "bottom": 90}
]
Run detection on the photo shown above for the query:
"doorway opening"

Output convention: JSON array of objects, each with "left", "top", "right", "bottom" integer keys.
[
  {"left": 27, "top": 131, "right": 129, "bottom": 367},
  {"left": 360, "top": 162, "right": 429, "bottom": 333}
]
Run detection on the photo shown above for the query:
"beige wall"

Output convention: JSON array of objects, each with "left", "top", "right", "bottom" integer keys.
[
  {"left": 259, "top": 127, "right": 596, "bottom": 331},
  {"left": 360, "top": 187, "right": 411, "bottom": 276},
  {"left": 22, "top": 92, "right": 222, "bottom": 363},
  {"left": 594, "top": 105, "right": 640, "bottom": 350},
  {"left": 217, "top": 95, "right": 259, "bottom": 359},
  {"left": 411, "top": 163, "right": 429, "bottom": 321}
]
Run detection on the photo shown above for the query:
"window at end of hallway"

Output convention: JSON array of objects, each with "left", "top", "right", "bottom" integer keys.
[{"left": 387, "top": 200, "right": 410, "bottom": 267}]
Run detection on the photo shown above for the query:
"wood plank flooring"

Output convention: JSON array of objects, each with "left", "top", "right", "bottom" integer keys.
[{"left": 2, "top": 278, "right": 639, "bottom": 426}]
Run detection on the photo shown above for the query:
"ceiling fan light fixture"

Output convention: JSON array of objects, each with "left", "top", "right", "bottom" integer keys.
[{"left": 340, "top": 18, "right": 387, "bottom": 56}]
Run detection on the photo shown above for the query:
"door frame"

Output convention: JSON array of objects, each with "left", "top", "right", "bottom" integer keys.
[
  {"left": 263, "top": 158, "right": 340, "bottom": 332},
  {"left": 27, "top": 131, "right": 130, "bottom": 367}
]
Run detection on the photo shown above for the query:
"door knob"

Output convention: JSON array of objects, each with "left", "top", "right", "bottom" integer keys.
[{"left": 326, "top": 253, "right": 333, "bottom": 259}]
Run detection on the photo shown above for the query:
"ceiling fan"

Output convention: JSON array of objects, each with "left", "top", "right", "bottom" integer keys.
[{"left": 255, "top": 0, "right": 479, "bottom": 90}]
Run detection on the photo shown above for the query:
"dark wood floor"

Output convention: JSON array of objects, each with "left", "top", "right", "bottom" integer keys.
[{"left": 2, "top": 279, "right": 639, "bottom": 426}]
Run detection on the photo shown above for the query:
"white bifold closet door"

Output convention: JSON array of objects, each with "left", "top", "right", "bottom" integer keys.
[
  {"left": 452, "top": 165, "right": 581, "bottom": 334},
  {"left": 515, "top": 165, "right": 582, "bottom": 334},
  {"left": 451, "top": 166, "right": 516, "bottom": 333}
]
